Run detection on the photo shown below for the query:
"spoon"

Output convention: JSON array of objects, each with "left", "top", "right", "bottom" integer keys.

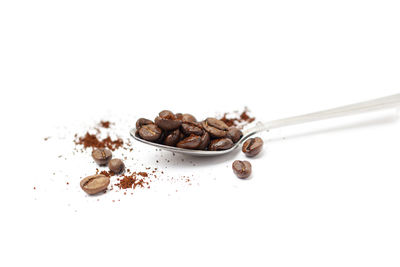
[{"left": 130, "top": 93, "right": 400, "bottom": 156}]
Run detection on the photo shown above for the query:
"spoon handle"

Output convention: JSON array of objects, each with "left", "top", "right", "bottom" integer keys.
[{"left": 244, "top": 93, "right": 400, "bottom": 136}]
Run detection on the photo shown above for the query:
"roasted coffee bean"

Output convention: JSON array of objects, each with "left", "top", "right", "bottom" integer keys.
[
  {"left": 176, "top": 113, "right": 197, "bottom": 122},
  {"left": 181, "top": 113, "right": 197, "bottom": 123},
  {"left": 138, "top": 124, "right": 162, "bottom": 141},
  {"left": 176, "top": 134, "right": 201, "bottom": 149},
  {"left": 175, "top": 113, "right": 183, "bottom": 120},
  {"left": 163, "top": 129, "right": 181, "bottom": 146},
  {"left": 155, "top": 110, "right": 182, "bottom": 131},
  {"left": 209, "top": 138, "right": 234, "bottom": 151},
  {"left": 80, "top": 174, "right": 110, "bottom": 195},
  {"left": 92, "top": 148, "right": 112, "bottom": 166},
  {"left": 227, "top": 127, "right": 243, "bottom": 143},
  {"left": 181, "top": 122, "right": 203, "bottom": 136},
  {"left": 198, "top": 132, "right": 210, "bottom": 150},
  {"left": 108, "top": 158, "right": 125, "bottom": 174},
  {"left": 136, "top": 118, "right": 153, "bottom": 129},
  {"left": 232, "top": 160, "right": 252, "bottom": 179},
  {"left": 206, "top": 117, "right": 228, "bottom": 130},
  {"left": 202, "top": 118, "right": 228, "bottom": 138},
  {"left": 242, "top": 137, "right": 263, "bottom": 157}
]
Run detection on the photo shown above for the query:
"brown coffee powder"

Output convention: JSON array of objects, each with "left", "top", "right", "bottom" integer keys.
[
  {"left": 74, "top": 132, "right": 124, "bottom": 151},
  {"left": 220, "top": 108, "right": 255, "bottom": 128}
]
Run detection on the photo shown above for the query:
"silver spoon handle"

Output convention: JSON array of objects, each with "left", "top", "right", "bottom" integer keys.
[{"left": 244, "top": 93, "right": 400, "bottom": 136}]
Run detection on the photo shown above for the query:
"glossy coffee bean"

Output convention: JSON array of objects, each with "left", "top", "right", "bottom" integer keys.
[
  {"left": 136, "top": 118, "right": 153, "bottom": 129},
  {"left": 207, "top": 117, "right": 228, "bottom": 130},
  {"left": 232, "top": 160, "right": 252, "bottom": 179},
  {"left": 155, "top": 110, "right": 182, "bottom": 131},
  {"left": 138, "top": 124, "right": 162, "bottom": 141},
  {"left": 181, "top": 113, "right": 197, "bottom": 123},
  {"left": 163, "top": 129, "right": 181, "bottom": 146},
  {"left": 242, "top": 137, "right": 263, "bottom": 157},
  {"left": 181, "top": 122, "right": 203, "bottom": 136},
  {"left": 92, "top": 148, "right": 112, "bottom": 166},
  {"left": 198, "top": 132, "right": 210, "bottom": 150},
  {"left": 80, "top": 174, "right": 110, "bottom": 195},
  {"left": 209, "top": 138, "right": 234, "bottom": 151},
  {"left": 108, "top": 158, "right": 125, "bottom": 174},
  {"left": 176, "top": 134, "right": 201, "bottom": 149},
  {"left": 202, "top": 118, "right": 228, "bottom": 138},
  {"left": 227, "top": 127, "right": 243, "bottom": 143}
]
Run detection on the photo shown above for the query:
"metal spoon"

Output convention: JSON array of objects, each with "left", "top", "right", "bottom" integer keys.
[{"left": 130, "top": 93, "right": 400, "bottom": 156}]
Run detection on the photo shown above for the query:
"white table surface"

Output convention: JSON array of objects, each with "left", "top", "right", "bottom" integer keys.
[{"left": 1, "top": 1, "right": 400, "bottom": 266}]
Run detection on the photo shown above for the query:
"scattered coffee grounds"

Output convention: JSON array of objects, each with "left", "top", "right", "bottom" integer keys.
[
  {"left": 115, "top": 171, "right": 150, "bottom": 189},
  {"left": 135, "top": 110, "right": 244, "bottom": 151},
  {"left": 99, "top": 121, "right": 112, "bottom": 128},
  {"left": 219, "top": 107, "right": 255, "bottom": 129},
  {"left": 74, "top": 132, "right": 124, "bottom": 151},
  {"left": 97, "top": 170, "right": 116, "bottom": 178}
]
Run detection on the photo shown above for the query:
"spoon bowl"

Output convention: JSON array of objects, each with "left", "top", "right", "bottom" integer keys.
[
  {"left": 129, "top": 128, "right": 256, "bottom": 156},
  {"left": 130, "top": 93, "right": 400, "bottom": 156}
]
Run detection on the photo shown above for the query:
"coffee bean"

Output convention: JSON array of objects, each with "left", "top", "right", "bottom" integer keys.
[
  {"left": 232, "top": 160, "right": 252, "bottom": 179},
  {"left": 80, "top": 174, "right": 110, "bottom": 195},
  {"left": 207, "top": 117, "right": 228, "bottom": 130},
  {"left": 202, "top": 118, "right": 228, "bottom": 138},
  {"left": 227, "top": 127, "right": 243, "bottom": 143},
  {"left": 209, "top": 138, "right": 234, "bottom": 151},
  {"left": 242, "top": 137, "right": 263, "bottom": 157},
  {"left": 92, "top": 148, "right": 112, "bottom": 166},
  {"left": 181, "top": 122, "right": 203, "bottom": 136},
  {"left": 138, "top": 124, "right": 162, "bottom": 141},
  {"left": 176, "top": 134, "right": 201, "bottom": 149},
  {"left": 163, "top": 129, "right": 181, "bottom": 146},
  {"left": 155, "top": 110, "right": 182, "bottom": 131},
  {"left": 136, "top": 118, "right": 153, "bottom": 129},
  {"left": 181, "top": 113, "right": 197, "bottom": 123},
  {"left": 198, "top": 132, "right": 210, "bottom": 150},
  {"left": 108, "top": 158, "right": 125, "bottom": 174}
]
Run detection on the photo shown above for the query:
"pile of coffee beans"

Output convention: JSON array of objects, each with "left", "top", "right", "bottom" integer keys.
[
  {"left": 80, "top": 147, "right": 125, "bottom": 195},
  {"left": 136, "top": 110, "right": 243, "bottom": 151}
]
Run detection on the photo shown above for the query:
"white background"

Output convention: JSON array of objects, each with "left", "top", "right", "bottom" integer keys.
[{"left": 1, "top": 1, "right": 400, "bottom": 266}]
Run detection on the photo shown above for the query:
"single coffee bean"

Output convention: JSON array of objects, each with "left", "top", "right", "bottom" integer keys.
[
  {"left": 136, "top": 118, "right": 153, "bottom": 129},
  {"left": 206, "top": 117, "right": 228, "bottom": 130},
  {"left": 198, "top": 132, "right": 210, "bottom": 150},
  {"left": 176, "top": 134, "right": 201, "bottom": 149},
  {"left": 92, "top": 148, "right": 112, "bottom": 166},
  {"left": 80, "top": 174, "right": 110, "bottom": 195},
  {"left": 242, "top": 137, "right": 264, "bottom": 157},
  {"left": 138, "top": 124, "right": 162, "bottom": 141},
  {"left": 209, "top": 138, "right": 234, "bottom": 151},
  {"left": 227, "top": 127, "right": 243, "bottom": 143},
  {"left": 163, "top": 129, "right": 181, "bottom": 146},
  {"left": 202, "top": 118, "right": 228, "bottom": 138},
  {"left": 181, "top": 113, "right": 197, "bottom": 123},
  {"left": 181, "top": 122, "right": 203, "bottom": 136},
  {"left": 232, "top": 160, "right": 252, "bottom": 179},
  {"left": 155, "top": 110, "right": 182, "bottom": 131},
  {"left": 108, "top": 158, "right": 125, "bottom": 174}
]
